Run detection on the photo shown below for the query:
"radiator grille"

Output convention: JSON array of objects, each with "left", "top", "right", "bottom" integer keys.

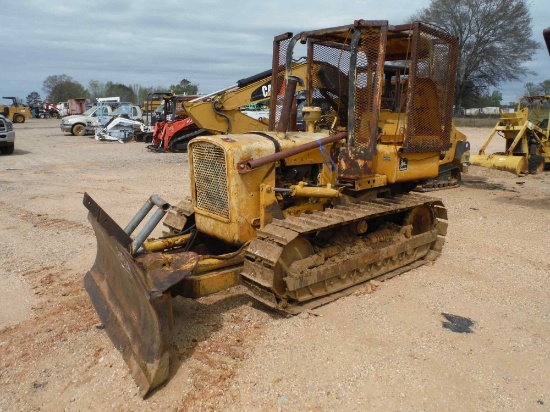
[{"left": 191, "top": 142, "right": 229, "bottom": 219}]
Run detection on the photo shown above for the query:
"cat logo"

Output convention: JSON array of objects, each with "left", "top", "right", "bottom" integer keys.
[
  {"left": 251, "top": 82, "right": 271, "bottom": 102},
  {"left": 399, "top": 157, "right": 408, "bottom": 171}
]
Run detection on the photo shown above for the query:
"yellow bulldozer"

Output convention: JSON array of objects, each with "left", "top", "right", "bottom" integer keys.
[
  {"left": 84, "top": 20, "right": 462, "bottom": 395},
  {"left": 470, "top": 95, "right": 550, "bottom": 175}
]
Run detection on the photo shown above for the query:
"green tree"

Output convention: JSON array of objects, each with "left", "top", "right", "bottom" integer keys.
[
  {"left": 42, "top": 74, "right": 75, "bottom": 98},
  {"left": 48, "top": 81, "right": 89, "bottom": 103},
  {"left": 538, "top": 80, "right": 550, "bottom": 95},
  {"left": 481, "top": 90, "right": 502, "bottom": 107},
  {"left": 169, "top": 79, "right": 199, "bottom": 95},
  {"left": 26, "top": 91, "right": 42, "bottom": 106},
  {"left": 130, "top": 84, "right": 166, "bottom": 106},
  {"left": 524, "top": 82, "right": 541, "bottom": 96},
  {"left": 103, "top": 82, "right": 137, "bottom": 103},
  {"left": 88, "top": 80, "right": 105, "bottom": 100},
  {"left": 411, "top": 0, "right": 539, "bottom": 110}
]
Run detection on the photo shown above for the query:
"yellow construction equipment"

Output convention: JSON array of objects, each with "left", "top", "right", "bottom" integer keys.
[
  {"left": 0, "top": 97, "right": 32, "bottom": 123},
  {"left": 84, "top": 20, "right": 460, "bottom": 396},
  {"left": 470, "top": 95, "right": 550, "bottom": 175},
  {"left": 148, "top": 63, "right": 310, "bottom": 152},
  {"left": 181, "top": 65, "right": 309, "bottom": 135},
  {"left": 415, "top": 125, "right": 469, "bottom": 191}
]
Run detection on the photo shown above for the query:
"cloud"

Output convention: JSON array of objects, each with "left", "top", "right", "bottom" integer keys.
[{"left": 1, "top": 0, "right": 547, "bottom": 104}]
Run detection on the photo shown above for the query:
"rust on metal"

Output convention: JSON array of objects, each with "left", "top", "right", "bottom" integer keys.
[
  {"left": 237, "top": 132, "right": 347, "bottom": 173},
  {"left": 403, "top": 22, "right": 457, "bottom": 153},
  {"left": 276, "top": 76, "right": 303, "bottom": 135},
  {"left": 143, "top": 233, "right": 192, "bottom": 253},
  {"left": 354, "top": 19, "right": 389, "bottom": 28},
  {"left": 337, "top": 146, "right": 374, "bottom": 179},
  {"left": 299, "top": 24, "right": 354, "bottom": 43},
  {"left": 240, "top": 193, "right": 447, "bottom": 314},
  {"left": 269, "top": 32, "right": 293, "bottom": 130},
  {"left": 83, "top": 193, "right": 131, "bottom": 248},
  {"left": 349, "top": 24, "right": 387, "bottom": 153},
  {"left": 137, "top": 252, "right": 199, "bottom": 293},
  {"left": 83, "top": 193, "right": 198, "bottom": 397}
]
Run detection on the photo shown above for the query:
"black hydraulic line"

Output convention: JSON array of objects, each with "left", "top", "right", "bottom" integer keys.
[{"left": 236, "top": 68, "right": 273, "bottom": 88}]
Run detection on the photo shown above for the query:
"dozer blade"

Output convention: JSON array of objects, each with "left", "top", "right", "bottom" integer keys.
[
  {"left": 470, "top": 154, "right": 527, "bottom": 176},
  {"left": 83, "top": 193, "right": 199, "bottom": 397}
]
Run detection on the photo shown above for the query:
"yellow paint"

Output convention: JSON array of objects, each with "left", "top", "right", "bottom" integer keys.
[
  {"left": 470, "top": 154, "right": 527, "bottom": 176},
  {"left": 181, "top": 267, "right": 241, "bottom": 298},
  {"left": 374, "top": 144, "right": 439, "bottom": 183}
]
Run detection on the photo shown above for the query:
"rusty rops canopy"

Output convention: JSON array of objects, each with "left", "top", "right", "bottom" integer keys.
[
  {"left": 544, "top": 27, "right": 550, "bottom": 55},
  {"left": 275, "top": 21, "right": 458, "bottom": 179},
  {"left": 403, "top": 22, "right": 458, "bottom": 153},
  {"left": 269, "top": 32, "right": 293, "bottom": 130}
]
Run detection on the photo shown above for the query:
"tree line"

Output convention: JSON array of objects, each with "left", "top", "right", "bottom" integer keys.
[
  {"left": 24, "top": 75, "right": 199, "bottom": 107},
  {"left": 524, "top": 80, "right": 550, "bottom": 97}
]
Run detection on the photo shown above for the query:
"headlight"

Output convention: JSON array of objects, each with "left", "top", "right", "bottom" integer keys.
[{"left": 7, "top": 122, "right": 13, "bottom": 131}]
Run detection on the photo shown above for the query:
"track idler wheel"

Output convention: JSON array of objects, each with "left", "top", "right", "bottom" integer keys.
[
  {"left": 272, "top": 237, "right": 314, "bottom": 297},
  {"left": 405, "top": 205, "right": 435, "bottom": 235}
]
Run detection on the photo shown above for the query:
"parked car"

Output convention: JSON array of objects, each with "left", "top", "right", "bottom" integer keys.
[
  {"left": 60, "top": 103, "right": 144, "bottom": 136},
  {"left": 0, "top": 114, "right": 15, "bottom": 155},
  {"left": 60, "top": 106, "right": 113, "bottom": 136}
]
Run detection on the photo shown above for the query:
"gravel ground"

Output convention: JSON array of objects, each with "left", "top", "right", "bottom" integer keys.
[{"left": 0, "top": 119, "right": 548, "bottom": 411}]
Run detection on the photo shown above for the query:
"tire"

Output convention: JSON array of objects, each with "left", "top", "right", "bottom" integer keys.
[
  {"left": 71, "top": 123, "right": 86, "bottom": 136},
  {"left": 0, "top": 143, "right": 14, "bottom": 155},
  {"left": 168, "top": 128, "right": 206, "bottom": 153},
  {"left": 528, "top": 154, "right": 545, "bottom": 174},
  {"left": 13, "top": 114, "right": 25, "bottom": 123},
  {"left": 39, "top": 114, "right": 45, "bottom": 119}
]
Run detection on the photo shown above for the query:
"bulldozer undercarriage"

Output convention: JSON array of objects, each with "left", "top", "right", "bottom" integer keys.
[{"left": 241, "top": 193, "right": 447, "bottom": 314}]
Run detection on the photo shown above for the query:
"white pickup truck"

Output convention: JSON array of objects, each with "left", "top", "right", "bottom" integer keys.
[
  {"left": 0, "top": 114, "right": 15, "bottom": 155},
  {"left": 60, "top": 104, "right": 143, "bottom": 136}
]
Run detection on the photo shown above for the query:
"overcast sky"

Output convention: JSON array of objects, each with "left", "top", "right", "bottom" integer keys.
[{"left": 1, "top": 0, "right": 548, "bottom": 105}]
